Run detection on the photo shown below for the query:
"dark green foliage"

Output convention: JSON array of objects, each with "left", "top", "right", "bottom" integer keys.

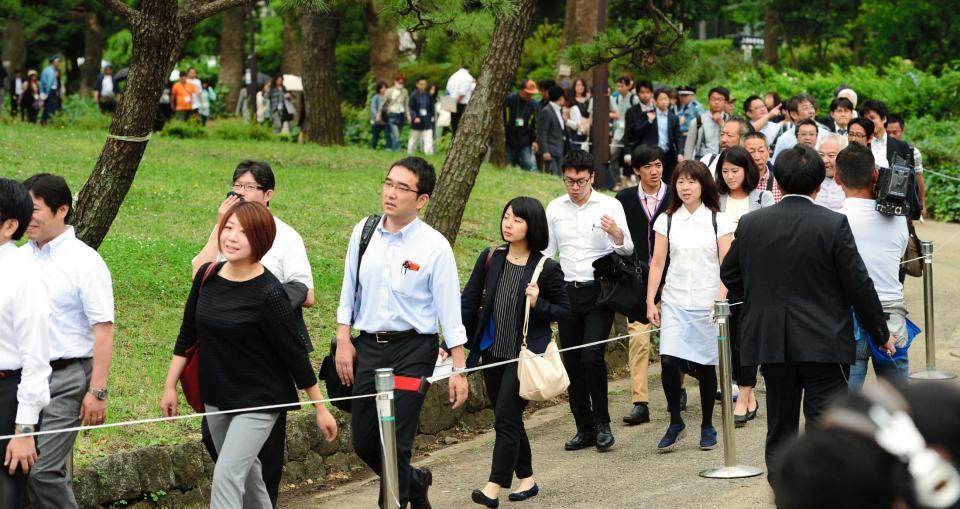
[
  {"left": 161, "top": 121, "right": 208, "bottom": 139},
  {"left": 335, "top": 42, "right": 371, "bottom": 106}
]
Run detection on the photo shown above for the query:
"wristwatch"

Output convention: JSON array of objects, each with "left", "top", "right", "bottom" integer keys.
[
  {"left": 88, "top": 387, "right": 109, "bottom": 400},
  {"left": 14, "top": 423, "right": 35, "bottom": 434}
]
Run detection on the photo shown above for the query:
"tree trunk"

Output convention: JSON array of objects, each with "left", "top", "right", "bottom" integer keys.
[
  {"left": 762, "top": 7, "right": 779, "bottom": 67},
  {"left": 362, "top": 2, "right": 399, "bottom": 85},
  {"left": 562, "top": 0, "right": 578, "bottom": 46},
  {"left": 299, "top": 6, "right": 342, "bottom": 145},
  {"left": 218, "top": 6, "right": 245, "bottom": 113},
  {"left": 490, "top": 117, "right": 506, "bottom": 167},
  {"left": 2, "top": 17, "right": 27, "bottom": 78},
  {"left": 281, "top": 11, "right": 302, "bottom": 75},
  {"left": 73, "top": 0, "right": 248, "bottom": 249},
  {"left": 68, "top": 11, "right": 106, "bottom": 97},
  {"left": 561, "top": 0, "right": 597, "bottom": 81},
  {"left": 424, "top": 0, "right": 536, "bottom": 245}
]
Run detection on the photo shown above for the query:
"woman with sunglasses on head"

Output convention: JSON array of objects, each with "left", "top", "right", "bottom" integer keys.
[{"left": 461, "top": 197, "right": 571, "bottom": 508}]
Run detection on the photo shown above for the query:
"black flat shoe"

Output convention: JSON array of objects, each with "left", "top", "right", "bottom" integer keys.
[
  {"left": 564, "top": 431, "right": 596, "bottom": 451},
  {"left": 596, "top": 423, "right": 615, "bottom": 452},
  {"left": 508, "top": 484, "right": 540, "bottom": 502},
  {"left": 746, "top": 402, "right": 759, "bottom": 421},
  {"left": 734, "top": 413, "right": 748, "bottom": 428},
  {"left": 411, "top": 467, "right": 433, "bottom": 509},
  {"left": 622, "top": 403, "right": 650, "bottom": 425},
  {"left": 471, "top": 489, "right": 500, "bottom": 508}
]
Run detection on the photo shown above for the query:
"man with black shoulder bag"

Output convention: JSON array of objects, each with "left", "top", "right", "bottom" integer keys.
[{"left": 334, "top": 157, "right": 469, "bottom": 509}]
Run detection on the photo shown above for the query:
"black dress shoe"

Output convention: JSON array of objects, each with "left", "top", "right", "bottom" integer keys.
[
  {"left": 508, "top": 484, "right": 539, "bottom": 502},
  {"left": 746, "top": 401, "right": 759, "bottom": 421},
  {"left": 595, "top": 423, "right": 615, "bottom": 451},
  {"left": 623, "top": 403, "right": 651, "bottom": 425},
  {"left": 410, "top": 467, "right": 433, "bottom": 509},
  {"left": 679, "top": 388, "right": 688, "bottom": 411},
  {"left": 471, "top": 489, "right": 499, "bottom": 508},
  {"left": 734, "top": 412, "right": 748, "bottom": 428},
  {"left": 564, "top": 431, "right": 597, "bottom": 450}
]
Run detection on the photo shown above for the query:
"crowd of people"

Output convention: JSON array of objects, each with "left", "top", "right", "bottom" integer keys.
[
  {"left": 0, "top": 69, "right": 950, "bottom": 509},
  {"left": 2, "top": 56, "right": 66, "bottom": 124}
]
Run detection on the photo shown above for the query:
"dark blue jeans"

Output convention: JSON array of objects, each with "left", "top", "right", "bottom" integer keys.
[
  {"left": 371, "top": 121, "right": 392, "bottom": 150},
  {"left": 387, "top": 112, "right": 405, "bottom": 151}
]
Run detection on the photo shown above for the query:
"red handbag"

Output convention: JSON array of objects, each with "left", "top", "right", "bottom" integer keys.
[{"left": 180, "top": 262, "right": 222, "bottom": 413}]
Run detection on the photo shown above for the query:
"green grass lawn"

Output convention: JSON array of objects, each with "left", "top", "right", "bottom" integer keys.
[{"left": 0, "top": 121, "right": 565, "bottom": 464}]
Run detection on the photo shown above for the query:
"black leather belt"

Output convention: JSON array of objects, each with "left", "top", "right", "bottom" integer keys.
[
  {"left": 50, "top": 358, "right": 86, "bottom": 371},
  {"left": 361, "top": 330, "right": 432, "bottom": 344},
  {"left": 0, "top": 369, "right": 21, "bottom": 379},
  {"left": 567, "top": 280, "right": 598, "bottom": 288}
]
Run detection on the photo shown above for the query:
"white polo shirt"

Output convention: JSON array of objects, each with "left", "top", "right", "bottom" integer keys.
[
  {"left": 445, "top": 68, "right": 474, "bottom": 105},
  {"left": 0, "top": 241, "right": 52, "bottom": 424},
  {"left": 22, "top": 226, "right": 114, "bottom": 361},
  {"left": 840, "top": 198, "right": 908, "bottom": 302}
]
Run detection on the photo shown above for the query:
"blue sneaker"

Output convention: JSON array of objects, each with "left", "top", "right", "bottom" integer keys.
[
  {"left": 700, "top": 426, "right": 718, "bottom": 450},
  {"left": 657, "top": 423, "right": 686, "bottom": 452}
]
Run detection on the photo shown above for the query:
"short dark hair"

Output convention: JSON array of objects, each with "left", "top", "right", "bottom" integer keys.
[
  {"left": 636, "top": 79, "right": 653, "bottom": 92},
  {"left": 615, "top": 76, "right": 633, "bottom": 87},
  {"left": 829, "top": 97, "right": 854, "bottom": 112},
  {"left": 848, "top": 117, "right": 875, "bottom": 138},
  {"left": 562, "top": 149, "right": 595, "bottom": 174},
  {"left": 885, "top": 112, "right": 905, "bottom": 129},
  {"left": 233, "top": 160, "right": 276, "bottom": 192},
  {"left": 217, "top": 201, "right": 277, "bottom": 262},
  {"left": 654, "top": 87, "right": 671, "bottom": 101},
  {"left": 23, "top": 173, "right": 72, "bottom": 222},
  {"left": 631, "top": 145, "right": 664, "bottom": 169},
  {"left": 717, "top": 147, "right": 760, "bottom": 194},
  {"left": 794, "top": 118, "right": 819, "bottom": 137},
  {"left": 773, "top": 145, "right": 825, "bottom": 195},
  {"left": 538, "top": 79, "right": 556, "bottom": 91},
  {"left": 375, "top": 81, "right": 388, "bottom": 93},
  {"left": 795, "top": 93, "right": 818, "bottom": 111},
  {"left": 389, "top": 156, "right": 436, "bottom": 196},
  {"left": 835, "top": 144, "right": 875, "bottom": 190},
  {"left": 708, "top": 86, "right": 730, "bottom": 101},
  {"left": 548, "top": 85, "right": 565, "bottom": 102},
  {"left": 501, "top": 196, "right": 549, "bottom": 252},
  {"left": 783, "top": 96, "right": 799, "bottom": 113},
  {"left": 667, "top": 160, "right": 721, "bottom": 214},
  {"left": 859, "top": 99, "right": 888, "bottom": 121},
  {"left": 743, "top": 95, "right": 763, "bottom": 114},
  {"left": 0, "top": 178, "right": 34, "bottom": 241}
]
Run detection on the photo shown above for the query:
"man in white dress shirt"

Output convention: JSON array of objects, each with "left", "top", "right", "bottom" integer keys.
[
  {"left": 445, "top": 65, "right": 474, "bottom": 134},
  {"left": 21, "top": 174, "right": 114, "bottom": 509},
  {"left": 545, "top": 149, "right": 633, "bottom": 453},
  {"left": 0, "top": 178, "right": 51, "bottom": 507}
]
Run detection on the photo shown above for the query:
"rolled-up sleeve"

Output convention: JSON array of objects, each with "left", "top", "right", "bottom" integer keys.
[{"left": 432, "top": 244, "right": 467, "bottom": 349}]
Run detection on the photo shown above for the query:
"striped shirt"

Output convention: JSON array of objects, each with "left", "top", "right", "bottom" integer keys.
[{"left": 490, "top": 261, "right": 526, "bottom": 359}]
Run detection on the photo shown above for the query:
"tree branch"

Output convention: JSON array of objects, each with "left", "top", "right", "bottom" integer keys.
[
  {"left": 97, "top": 0, "right": 138, "bottom": 24},
  {"left": 181, "top": 0, "right": 249, "bottom": 26}
]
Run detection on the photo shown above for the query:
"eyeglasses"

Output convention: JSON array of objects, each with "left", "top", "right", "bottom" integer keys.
[
  {"left": 563, "top": 177, "right": 590, "bottom": 188},
  {"left": 847, "top": 132, "right": 868, "bottom": 139},
  {"left": 383, "top": 180, "right": 419, "bottom": 194},
  {"left": 231, "top": 183, "right": 263, "bottom": 192}
]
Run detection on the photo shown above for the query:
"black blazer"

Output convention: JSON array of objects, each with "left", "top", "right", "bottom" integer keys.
[
  {"left": 461, "top": 246, "right": 570, "bottom": 358},
  {"left": 537, "top": 104, "right": 566, "bottom": 159},
  {"left": 623, "top": 106, "right": 682, "bottom": 166},
  {"left": 720, "top": 197, "right": 890, "bottom": 366},
  {"left": 616, "top": 184, "right": 670, "bottom": 264}
]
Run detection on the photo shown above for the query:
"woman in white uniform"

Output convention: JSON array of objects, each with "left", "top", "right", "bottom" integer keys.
[{"left": 646, "top": 160, "right": 734, "bottom": 452}]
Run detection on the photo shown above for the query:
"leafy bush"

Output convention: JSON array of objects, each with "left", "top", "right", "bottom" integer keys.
[
  {"left": 211, "top": 119, "right": 276, "bottom": 141},
  {"left": 52, "top": 96, "right": 112, "bottom": 131},
  {"left": 161, "top": 120, "right": 208, "bottom": 139},
  {"left": 517, "top": 23, "right": 563, "bottom": 84},
  {"left": 924, "top": 165, "right": 960, "bottom": 223},
  {"left": 336, "top": 42, "right": 372, "bottom": 107},
  {"left": 342, "top": 102, "right": 371, "bottom": 147}
]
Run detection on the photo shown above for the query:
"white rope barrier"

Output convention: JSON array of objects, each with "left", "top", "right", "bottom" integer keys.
[{"left": 926, "top": 169, "right": 960, "bottom": 183}]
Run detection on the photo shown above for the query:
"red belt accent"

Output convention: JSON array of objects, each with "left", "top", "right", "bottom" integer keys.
[{"left": 394, "top": 375, "right": 429, "bottom": 394}]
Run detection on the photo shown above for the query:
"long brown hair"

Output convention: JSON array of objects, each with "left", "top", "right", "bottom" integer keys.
[{"left": 666, "top": 160, "right": 721, "bottom": 215}]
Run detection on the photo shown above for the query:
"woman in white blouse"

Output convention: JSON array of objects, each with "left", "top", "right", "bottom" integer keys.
[{"left": 645, "top": 160, "right": 734, "bottom": 452}]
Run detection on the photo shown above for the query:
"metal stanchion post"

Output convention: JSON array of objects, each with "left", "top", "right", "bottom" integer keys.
[
  {"left": 700, "top": 300, "right": 763, "bottom": 479},
  {"left": 910, "top": 241, "right": 957, "bottom": 380},
  {"left": 375, "top": 368, "right": 401, "bottom": 509}
]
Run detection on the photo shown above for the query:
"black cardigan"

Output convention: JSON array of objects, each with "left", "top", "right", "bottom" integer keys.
[
  {"left": 461, "top": 246, "right": 571, "bottom": 360},
  {"left": 616, "top": 184, "right": 671, "bottom": 263}
]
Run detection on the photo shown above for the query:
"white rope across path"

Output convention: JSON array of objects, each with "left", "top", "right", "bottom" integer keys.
[
  {"left": 926, "top": 169, "right": 960, "bottom": 183},
  {"left": 0, "top": 392, "right": 384, "bottom": 442}
]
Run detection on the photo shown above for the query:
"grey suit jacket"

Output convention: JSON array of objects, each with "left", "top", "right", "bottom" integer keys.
[
  {"left": 537, "top": 103, "right": 565, "bottom": 159},
  {"left": 720, "top": 189, "right": 775, "bottom": 213}
]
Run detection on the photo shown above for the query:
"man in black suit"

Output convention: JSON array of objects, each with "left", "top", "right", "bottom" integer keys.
[
  {"left": 720, "top": 145, "right": 896, "bottom": 486},
  {"left": 623, "top": 88, "right": 683, "bottom": 183},
  {"left": 615, "top": 145, "right": 671, "bottom": 426},
  {"left": 859, "top": 100, "right": 912, "bottom": 169},
  {"left": 537, "top": 85, "right": 567, "bottom": 176}
]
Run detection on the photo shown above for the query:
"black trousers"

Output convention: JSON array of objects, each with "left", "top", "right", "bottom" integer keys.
[
  {"left": 451, "top": 103, "right": 467, "bottom": 134},
  {"left": 661, "top": 355, "right": 716, "bottom": 427},
  {"left": 728, "top": 301, "right": 757, "bottom": 387},
  {"left": 761, "top": 362, "right": 849, "bottom": 486},
  {"left": 0, "top": 373, "right": 28, "bottom": 508},
  {"left": 558, "top": 285, "right": 615, "bottom": 431},
  {"left": 352, "top": 333, "right": 438, "bottom": 509},
  {"left": 482, "top": 355, "right": 532, "bottom": 488},
  {"left": 201, "top": 410, "right": 286, "bottom": 508}
]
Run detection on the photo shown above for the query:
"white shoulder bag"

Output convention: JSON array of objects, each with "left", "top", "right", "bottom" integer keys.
[{"left": 518, "top": 257, "right": 570, "bottom": 401}]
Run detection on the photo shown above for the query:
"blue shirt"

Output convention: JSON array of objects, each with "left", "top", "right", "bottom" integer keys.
[
  {"left": 370, "top": 94, "right": 384, "bottom": 123},
  {"left": 337, "top": 217, "right": 467, "bottom": 348},
  {"left": 40, "top": 65, "right": 58, "bottom": 96},
  {"left": 656, "top": 109, "right": 670, "bottom": 151},
  {"left": 675, "top": 99, "right": 703, "bottom": 134}
]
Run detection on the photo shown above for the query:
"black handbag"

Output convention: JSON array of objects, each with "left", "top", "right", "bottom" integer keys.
[{"left": 593, "top": 253, "right": 650, "bottom": 324}]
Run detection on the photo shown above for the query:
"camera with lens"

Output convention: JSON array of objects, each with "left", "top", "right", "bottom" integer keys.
[{"left": 874, "top": 155, "right": 918, "bottom": 217}]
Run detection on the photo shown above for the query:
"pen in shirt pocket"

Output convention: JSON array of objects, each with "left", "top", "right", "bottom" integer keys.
[{"left": 402, "top": 260, "right": 421, "bottom": 274}]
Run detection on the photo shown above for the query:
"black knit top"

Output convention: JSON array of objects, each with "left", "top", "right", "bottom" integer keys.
[{"left": 174, "top": 263, "right": 316, "bottom": 412}]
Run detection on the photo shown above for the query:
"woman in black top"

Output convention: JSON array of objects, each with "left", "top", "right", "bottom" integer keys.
[
  {"left": 160, "top": 201, "right": 336, "bottom": 509},
  {"left": 461, "top": 197, "right": 571, "bottom": 508}
]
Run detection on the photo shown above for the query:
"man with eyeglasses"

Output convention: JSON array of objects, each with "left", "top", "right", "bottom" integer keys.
[
  {"left": 335, "top": 156, "right": 469, "bottom": 508},
  {"left": 544, "top": 149, "right": 633, "bottom": 453},
  {"left": 191, "top": 159, "right": 314, "bottom": 508}
]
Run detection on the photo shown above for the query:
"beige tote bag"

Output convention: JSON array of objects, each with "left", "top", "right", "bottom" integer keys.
[{"left": 518, "top": 257, "right": 571, "bottom": 401}]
